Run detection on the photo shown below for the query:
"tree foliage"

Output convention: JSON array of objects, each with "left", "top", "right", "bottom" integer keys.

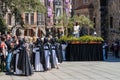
[
  {"left": 54, "top": 14, "right": 94, "bottom": 36},
  {"left": 72, "top": 15, "right": 94, "bottom": 28},
  {"left": 58, "top": 15, "right": 94, "bottom": 29},
  {"left": 3, "top": 0, "right": 46, "bottom": 13},
  {"left": 1, "top": 0, "right": 46, "bottom": 29},
  {"left": 0, "top": 15, "right": 7, "bottom": 34}
]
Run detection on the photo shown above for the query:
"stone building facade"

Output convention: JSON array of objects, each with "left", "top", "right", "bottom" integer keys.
[
  {"left": 72, "top": 0, "right": 120, "bottom": 42},
  {"left": 72, "top": 0, "right": 101, "bottom": 36},
  {"left": 108, "top": 0, "right": 120, "bottom": 42},
  {"left": 4, "top": 0, "right": 45, "bottom": 37}
]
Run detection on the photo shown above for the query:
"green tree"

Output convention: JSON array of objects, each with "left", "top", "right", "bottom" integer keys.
[
  {"left": 2, "top": 0, "right": 46, "bottom": 28},
  {"left": 55, "top": 14, "right": 68, "bottom": 36},
  {"left": 0, "top": 15, "right": 7, "bottom": 34},
  {"left": 4, "top": 0, "right": 46, "bottom": 13},
  {"left": 70, "top": 15, "right": 94, "bottom": 35},
  {"left": 73, "top": 15, "right": 94, "bottom": 28},
  {"left": 55, "top": 14, "right": 94, "bottom": 36}
]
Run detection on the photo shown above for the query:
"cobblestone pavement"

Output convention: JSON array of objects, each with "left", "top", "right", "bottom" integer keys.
[{"left": 0, "top": 56, "right": 120, "bottom": 80}]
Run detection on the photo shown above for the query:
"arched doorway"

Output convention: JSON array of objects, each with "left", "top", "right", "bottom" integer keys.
[{"left": 16, "top": 29, "right": 21, "bottom": 36}]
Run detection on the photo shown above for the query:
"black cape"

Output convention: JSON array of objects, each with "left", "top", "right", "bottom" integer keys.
[
  {"left": 56, "top": 43, "right": 63, "bottom": 63},
  {"left": 17, "top": 45, "right": 33, "bottom": 76}
]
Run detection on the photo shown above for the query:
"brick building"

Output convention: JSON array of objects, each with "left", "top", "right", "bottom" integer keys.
[
  {"left": 2, "top": 0, "right": 72, "bottom": 38},
  {"left": 5, "top": 0, "right": 45, "bottom": 37}
]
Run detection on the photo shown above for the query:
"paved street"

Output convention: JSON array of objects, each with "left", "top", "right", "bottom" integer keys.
[{"left": 0, "top": 56, "right": 120, "bottom": 80}]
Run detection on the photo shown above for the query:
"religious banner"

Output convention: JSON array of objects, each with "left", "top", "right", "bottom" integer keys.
[
  {"left": 65, "top": 7, "right": 69, "bottom": 16},
  {"left": 65, "top": 0, "right": 69, "bottom": 4},
  {"left": 48, "top": 0, "right": 53, "bottom": 2},
  {"left": 47, "top": 6, "right": 52, "bottom": 17},
  {"left": 65, "top": 0, "right": 71, "bottom": 16}
]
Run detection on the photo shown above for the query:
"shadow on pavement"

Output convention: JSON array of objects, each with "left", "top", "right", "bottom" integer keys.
[{"left": 5, "top": 72, "right": 14, "bottom": 75}]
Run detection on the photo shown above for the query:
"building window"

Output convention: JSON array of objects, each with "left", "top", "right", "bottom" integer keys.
[
  {"left": 37, "top": 13, "right": 44, "bottom": 25},
  {"left": 110, "top": 17, "right": 113, "bottom": 28},
  {"left": 25, "top": 13, "right": 29, "bottom": 24},
  {"left": 93, "top": 17, "right": 96, "bottom": 28},
  {"left": 30, "top": 13, "right": 34, "bottom": 25},
  {"left": 56, "top": 8, "right": 61, "bottom": 17},
  {"left": 54, "top": 0, "right": 61, "bottom": 5},
  {"left": 83, "top": 0, "right": 88, "bottom": 4},
  {"left": 8, "top": 13, "right": 12, "bottom": 25},
  {"left": 47, "top": 0, "right": 50, "bottom": 6}
]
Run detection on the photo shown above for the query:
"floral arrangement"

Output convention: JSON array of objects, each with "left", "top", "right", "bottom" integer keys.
[{"left": 59, "top": 35, "right": 104, "bottom": 43}]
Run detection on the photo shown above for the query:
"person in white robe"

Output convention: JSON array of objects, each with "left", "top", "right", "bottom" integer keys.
[
  {"left": 33, "top": 41, "right": 44, "bottom": 71},
  {"left": 43, "top": 38, "right": 51, "bottom": 70}
]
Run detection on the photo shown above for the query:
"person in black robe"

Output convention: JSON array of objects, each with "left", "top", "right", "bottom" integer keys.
[
  {"left": 55, "top": 38, "right": 63, "bottom": 63},
  {"left": 114, "top": 41, "right": 119, "bottom": 58},
  {"left": 43, "top": 37, "right": 53, "bottom": 70},
  {"left": 17, "top": 39, "right": 33, "bottom": 76},
  {"left": 38, "top": 38, "right": 47, "bottom": 71},
  {"left": 33, "top": 38, "right": 45, "bottom": 71},
  {"left": 50, "top": 38, "right": 59, "bottom": 69},
  {"left": 28, "top": 38, "right": 34, "bottom": 66},
  {"left": 12, "top": 39, "right": 24, "bottom": 75}
]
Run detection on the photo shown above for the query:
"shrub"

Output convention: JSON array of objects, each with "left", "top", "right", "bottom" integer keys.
[{"left": 59, "top": 35, "right": 104, "bottom": 43}]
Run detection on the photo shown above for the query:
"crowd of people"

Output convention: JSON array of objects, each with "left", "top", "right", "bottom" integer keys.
[{"left": 0, "top": 32, "right": 65, "bottom": 76}]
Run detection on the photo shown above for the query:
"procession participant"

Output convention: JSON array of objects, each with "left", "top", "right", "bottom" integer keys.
[
  {"left": 114, "top": 41, "right": 119, "bottom": 58},
  {"left": 13, "top": 39, "right": 24, "bottom": 75},
  {"left": 55, "top": 38, "right": 63, "bottom": 63},
  {"left": 17, "top": 38, "right": 33, "bottom": 76},
  {"left": 13, "top": 39, "right": 33, "bottom": 76},
  {"left": 50, "top": 38, "right": 59, "bottom": 69},
  {"left": 48, "top": 37, "right": 56, "bottom": 69},
  {"left": 37, "top": 38, "right": 47, "bottom": 71},
  {"left": 33, "top": 38, "right": 44, "bottom": 72},
  {"left": 31, "top": 37, "right": 37, "bottom": 68},
  {"left": 43, "top": 37, "right": 52, "bottom": 70},
  {"left": 28, "top": 37, "right": 34, "bottom": 67}
]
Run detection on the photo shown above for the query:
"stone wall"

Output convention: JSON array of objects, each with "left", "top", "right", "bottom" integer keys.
[
  {"left": 108, "top": 0, "right": 120, "bottom": 42},
  {"left": 72, "top": 0, "right": 101, "bottom": 36}
]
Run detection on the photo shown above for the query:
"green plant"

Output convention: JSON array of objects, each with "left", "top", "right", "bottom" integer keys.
[
  {"left": 68, "top": 36, "right": 79, "bottom": 41},
  {"left": 0, "top": 15, "right": 7, "bottom": 34},
  {"left": 72, "top": 15, "right": 94, "bottom": 28},
  {"left": 59, "top": 36, "right": 68, "bottom": 42},
  {"left": 59, "top": 35, "right": 104, "bottom": 43},
  {"left": 79, "top": 35, "right": 104, "bottom": 42}
]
